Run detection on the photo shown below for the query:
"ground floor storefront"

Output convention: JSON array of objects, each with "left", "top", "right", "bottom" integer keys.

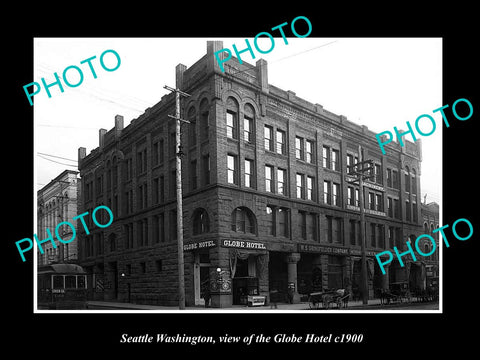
[{"left": 80, "top": 239, "right": 436, "bottom": 308}]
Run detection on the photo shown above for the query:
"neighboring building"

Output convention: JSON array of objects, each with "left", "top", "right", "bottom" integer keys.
[
  {"left": 37, "top": 170, "right": 79, "bottom": 265},
  {"left": 420, "top": 201, "right": 440, "bottom": 288},
  {"left": 77, "top": 41, "right": 425, "bottom": 308}
]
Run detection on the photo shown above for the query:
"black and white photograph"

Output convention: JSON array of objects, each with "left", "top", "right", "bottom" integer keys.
[
  {"left": 6, "top": 7, "right": 479, "bottom": 355},
  {"left": 33, "top": 37, "right": 442, "bottom": 313}
]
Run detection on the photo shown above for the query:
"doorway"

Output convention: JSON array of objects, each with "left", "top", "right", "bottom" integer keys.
[{"left": 194, "top": 252, "right": 210, "bottom": 306}]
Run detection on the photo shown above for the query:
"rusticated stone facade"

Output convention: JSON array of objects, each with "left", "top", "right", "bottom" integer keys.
[{"left": 77, "top": 40, "right": 424, "bottom": 308}]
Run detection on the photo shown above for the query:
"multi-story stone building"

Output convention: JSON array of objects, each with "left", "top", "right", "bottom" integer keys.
[
  {"left": 37, "top": 169, "right": 79, "bottom": 265},
  {"left": 77, "top": 41, "right": 425, "bottom": 308},
  {"left": 421, "top": 201, "right": 440, "bottom": 289}
]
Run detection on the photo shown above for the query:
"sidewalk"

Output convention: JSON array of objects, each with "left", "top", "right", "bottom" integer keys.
[{"left": 86, "top": 298, "right": 383, "bottom": 311}]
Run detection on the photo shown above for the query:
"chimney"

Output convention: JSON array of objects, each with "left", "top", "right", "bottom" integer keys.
[
  {"left": 207, "top": 40, "right": 225, "bottom": 73},
  {"left": 115, "top": 115, "right": 124, "bottom": 139},
  {"left": 78, "top": 147, "right": 86, "bottom": 167},
  {"left": 256, "top": 59, "right": 268, "bottom": 94},
  {"left": 99, "top": 128, "right": 107, "bottom": 149}
]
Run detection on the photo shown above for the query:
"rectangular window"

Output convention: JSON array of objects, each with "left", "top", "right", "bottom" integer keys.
[
  {"left": 349, "top": 220, "right": 356, "bottom": 245},
  {"left": 170, "top": 170, "right": 176, "bottom": 198},
  {"left": 226, "top": 111, "right": 237, "bottom": 139},
  {"left": 244, "top": 116, "right": 253, "bottom": 143},
  {"left": 306, "top": 213, "right": 316, "bottom": 241},
  {"left": 347, "top": 154, "right": 354, "bottom": 174},
  {"left": 375, "top": 164, "right": 382, "bottom": 184},
  {"left": 298, "top": 211, "right": 307, "bottom": 240},
  {"left": 170, "top": 210, "right": 177, "bottom": 240},
  {"left": 392, "top": 170, "right": 399, "bottom": 189},
  {"left": 153, "top": 141, "right": 159, "bottom": 166},
  {"left": 170, "top": 132, "right": 176, "bottom": 158},
  {"left": 369, "top": 192, "right": 375, "bottom": 210},
  {"left": 386, "top": 168, "right": 392, "bottom": 187},
  {"left": 227, "top": 154, "right": 238, "bottom": 185},
  {"left": 296, "top": 137, "right": 304, "bottom": 160},
  {"left": 190, "top": 160, "right": 197, "bottom": 190},
  {"left": 264, "top": 125, "right": 274, "bottom": 151},
  {"left": 332, "top": 149, "right": 340, "bottom": 171},
  {"left": 245, "top": 159, "right": 254, "bottom": 188},
  {"left": 306, "top": 140, "right": 314, "bottom": 163},
  {"left": 306, "top": 176, "right": 315, "bottom": 201},
  {"left": 375, "top": 194, "right": 383, "bottom": 211},
  {"left": 159, "top": 213, "right": 165, "bottom": 243},
  {"left": 276, "top": 129, "right": 286, "bottom": 155},
  {"left": 387, "top": 197, "right": 393, "bottom": 217},
  {"left": 413, "top": 202, "right": 418, "bottom": 223},
  {"left": 332, "top": 218, "right": 341, "bottom": 244},
  {"left": 266, "top": 206, "right": 275, "bottom": 236},
  {"left": 153, "top": 178, "right": 159, "bottom": 204},
  {"left": 394, "top": 199, "right": 400, "bottom": 219},
  {"left": 126, "top": 158, "right": 133, "bottom": 180},
  {"left": 370, "top": 223, "right": 376, "bottom": 247},
  {"left": 377, "top": 224, "right": 384, "bottom": 248},
  {"left": 322, "top": 146, "right": 330, "bottom": 168},
  {"left": 202, "top": 154, "right": 210, "bottom": 186},
  {"left": 406, "top": 200, "right": 411, "bottom": 221},
  {"left": 200, "top": 112, "right": 209, "bottom": 141},
  {"left": 332, "top": 183, "right": 340, "bottom": 206},
  {"left": 348, "top": 187, "right": 355, "bottom": 206},
  {"left": 296, "top": 173, "right": 305, "bottom": 199},
  {"left": 278, "top": 208, "right": 288, "bottom": 237},
  {"left": 159, "top": 176, "right": 165, "bottom": 203},
  {"left": 277, "top": 168, "right": 286, "bottom": 195},
  {"left": 324, "top": 180, "right": 330, "bottom": 204},
  {"left": 137, "top": 149, "right": 147, "bottom": 174},
  {"left": 265, "top": 165, "right": 274, "bottom": 192}
]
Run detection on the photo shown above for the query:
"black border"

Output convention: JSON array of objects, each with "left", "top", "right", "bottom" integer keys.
[{"left": 7, "top": 6, "right": 479, "bottom": 354}]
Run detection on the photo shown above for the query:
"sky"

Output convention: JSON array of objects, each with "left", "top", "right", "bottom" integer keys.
[{"left": 34, "top": 37, "right": 442, "bottom": 204}]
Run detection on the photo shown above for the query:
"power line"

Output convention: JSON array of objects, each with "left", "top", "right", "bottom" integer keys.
[
  {"left": 38, "top": 154, "right": 78, "bottom": 167},
  {"left": 37, "top": 152, "right": 77, "bottom": 162}
]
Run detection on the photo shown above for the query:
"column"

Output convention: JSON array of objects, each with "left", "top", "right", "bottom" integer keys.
[{"left": 286, "top": 252, "right": 301, "bottom": 304}]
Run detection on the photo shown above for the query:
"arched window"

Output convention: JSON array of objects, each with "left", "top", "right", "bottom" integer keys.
[
  {"left": 226, "top": 97, "right": 239, "bottom": 139},
  {"left": 187, "top": 106, "right": 197, "bottom": 146},
  {"left": 200, "top": 98, "right": 209, "bottom": 141},
  {"left": 411, "top": 168, "right": 417, "bottom": 195},
  {"left": 231, "top": 207, "right": 256, "bottom": 234},
  {"left": 404, "top": 166, "right": 410, "bottom": 193},
  {"left": 243, "top": 103, "right": 255, "bottom": 143},
  {"left": 112, "top": 157, "right": 118, "bottom": 189},
  {"left": 192, "top": 208, "right": 210, "bottom": 235}
]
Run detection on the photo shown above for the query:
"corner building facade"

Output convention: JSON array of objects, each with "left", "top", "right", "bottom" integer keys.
[{"left": 77, "top": 41, "right": 424, "bottom": 307}]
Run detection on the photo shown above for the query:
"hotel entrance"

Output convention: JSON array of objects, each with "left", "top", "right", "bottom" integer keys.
[{"left": 193, "top": 252, "right": 211, "bottom": 306}]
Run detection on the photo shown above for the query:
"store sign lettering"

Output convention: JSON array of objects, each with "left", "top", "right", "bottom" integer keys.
[
  {"left": 222, "top": 239, "right": 266, "bottom": 250},
  {"left": 183, "top": 240, "right": 216, "bottom": 251},
  {"left": 298, "top": 244, "right": 378, "bottom": 257}
]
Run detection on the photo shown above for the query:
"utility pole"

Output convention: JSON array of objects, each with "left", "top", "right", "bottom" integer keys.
[
  {"left": 164, "top": 85, "right": 190, "bottom": 310},
  {"left": 347, "top": 145, "right": 374, "bottom": 305}
]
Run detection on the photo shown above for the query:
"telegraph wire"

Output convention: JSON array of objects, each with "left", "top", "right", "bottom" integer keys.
[
  {"left": 37, "top": 154, "right": 78, "bottom": 168},
  {"left": 37, "top": 152, "right": 77, "bottom": 162}
]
